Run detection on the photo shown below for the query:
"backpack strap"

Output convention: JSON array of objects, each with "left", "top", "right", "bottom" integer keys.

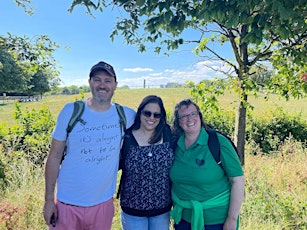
[
  {"left": 62, "top": 100, "right": 85, "bottom": 162},
  {"left": 115, "top": 103, "right": 127, "bottom": 197},
  {"left": 116, "top": 131, "right": 131, "bottom": 199},
  {"left": 66, "top": 100, "right": 85, "bottom": 136},
  {"left": 206, "top": 128, "right": 223, "bottom": 169},
  {"left": 115, "top": 103, "right": 127, "bottom": 136},
  {"left": 66, "top": 101, "right": 126, "bottom": 138}
]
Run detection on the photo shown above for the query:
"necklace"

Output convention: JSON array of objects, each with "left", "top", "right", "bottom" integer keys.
[
  {"left": 133, "top": 130, "right": 162, "bottom": 157},
  {"left": 133, "top": 130, "right": 153, "bottom": 156},
  {"left": 147, "top": 139, "right": 163, "bottom": 157},
  {"left": 141, "top": 137, "right": 153, "bottom": 157},
  {"left": 148, "top": 147, "right": 153, "bottom": 157}
]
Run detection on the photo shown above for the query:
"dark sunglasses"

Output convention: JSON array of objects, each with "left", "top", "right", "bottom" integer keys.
[{"left": 141, "top": 110, "right": 162, "bottom": 119}]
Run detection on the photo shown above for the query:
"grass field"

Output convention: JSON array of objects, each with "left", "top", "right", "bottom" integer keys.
[{"left": 1, "top": 87, "right": 307, "bottom": 126}]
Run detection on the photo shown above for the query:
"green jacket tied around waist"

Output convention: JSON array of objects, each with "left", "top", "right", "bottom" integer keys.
[{"left": 171, "top": 189, "right": 239, "bottom": 230}]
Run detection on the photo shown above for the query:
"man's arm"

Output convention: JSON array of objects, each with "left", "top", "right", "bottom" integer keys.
[
  {"left": 223, "top": 175, "right": 245, "bottom": 230},
  {"left": 43, "top": 138, "right": 65, "bottom": 225}
]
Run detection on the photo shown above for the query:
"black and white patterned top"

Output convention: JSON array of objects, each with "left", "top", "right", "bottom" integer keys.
[{"left": 119, "top": 127, "right": 174, "bottom": 217}]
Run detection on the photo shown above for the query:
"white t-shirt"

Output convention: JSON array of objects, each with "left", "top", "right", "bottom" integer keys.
[{"left": 52, "top": 100, "right": 135, "bottom": 207}]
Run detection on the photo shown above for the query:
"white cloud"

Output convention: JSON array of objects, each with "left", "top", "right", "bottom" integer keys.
[
  {"left": 123, "top": 67, "right": 154, "bottom": 72},
  {"left": 195, "top": 60, "right": 234, "bottom": 76},
  {"left": 118, "top": 60, "right": 228, "bottom": 88},
  {"left": 61, "top": 78, "right": 88, "bottom": 87},
  {"left": 148, "top": 72, "right": 163, "bottom": 77}
]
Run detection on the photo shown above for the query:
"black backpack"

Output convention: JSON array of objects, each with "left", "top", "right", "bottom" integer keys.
[{"left": 206, "top": 127, "right": 239, "bottom": 170}]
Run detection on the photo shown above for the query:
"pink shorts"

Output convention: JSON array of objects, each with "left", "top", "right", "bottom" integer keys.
[{"left": 50, "top": 198, "right": 114, "bottom": 230}]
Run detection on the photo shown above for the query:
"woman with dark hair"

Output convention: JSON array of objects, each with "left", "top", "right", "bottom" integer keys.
[
  {"left": 118, "top": 95, "right": 174, "bottom": 230},
  {"left": 170, "top": 98, "right": 245, "bottom": 230}
]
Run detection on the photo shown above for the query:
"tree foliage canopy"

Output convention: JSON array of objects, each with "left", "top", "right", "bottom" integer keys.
[
  {"left": 12, "top": 0, "right": 33, "bottom": 15},
  {"left": 70, "top": 0, "right": 307, "bottom": 97},
  {"left": 0, "top": 48, "right": 25, "bottom": 92},
  {"left": 0, "top": 33, "right": 60, "bottom": 94}
]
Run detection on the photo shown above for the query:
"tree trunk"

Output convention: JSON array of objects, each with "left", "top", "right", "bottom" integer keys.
[{"left": 234, "top": 94, "right": 247, "bottom": 166}]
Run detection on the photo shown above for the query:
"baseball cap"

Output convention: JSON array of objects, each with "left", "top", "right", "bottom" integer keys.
[{"left": 89, "top": 61, "right": 117, "bottom": 81}]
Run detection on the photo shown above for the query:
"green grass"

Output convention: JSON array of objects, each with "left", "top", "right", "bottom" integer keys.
[
  {"left": 242, "top": 144, "right": 307, "bottom": 229},
  {"left": 1, "top": 88, "right": 307, "bottom": 126}
]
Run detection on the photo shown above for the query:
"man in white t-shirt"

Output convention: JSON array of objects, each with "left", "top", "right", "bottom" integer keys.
[{"left": 43, "top": 61, "right": 136, "bottom": 230}]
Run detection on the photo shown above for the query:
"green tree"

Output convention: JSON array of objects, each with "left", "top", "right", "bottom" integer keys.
[
  {"left": 12, "top": 0, "right": 33, "bottom": 15},
  {"left": 28, "top": 69, "right": 52, "bottom": 98},
  {"left": 0, "top": 48, "right": 26, "bottom": 92},
  {"left": 69, "top": 0, "right": 307, "bottom": 165},
  {"left": 68, "top": 85, "right": 80, "bottom": 95},
  {"left": 0, "top": 33, "right": 60, "bottom": 95}
]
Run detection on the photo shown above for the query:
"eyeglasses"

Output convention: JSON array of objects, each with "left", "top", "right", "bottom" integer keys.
[
  {"left": 178, "top": 111, "right": 199, "bottom": 121},
  {"left": 141, "top": 110, "right": 162, "bottom": 119}
]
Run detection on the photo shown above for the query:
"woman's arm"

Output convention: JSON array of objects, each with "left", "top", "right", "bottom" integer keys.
[{"left": 223, "top": 175, "right": 245, "bottom": 230}]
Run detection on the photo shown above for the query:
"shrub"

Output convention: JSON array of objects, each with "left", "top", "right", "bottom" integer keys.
[
  {"left": 1, "top": 102, "right": 55, "bottom": 167},
  {"left": 246, "top": 107, "right": 307, "bottom": 153}
]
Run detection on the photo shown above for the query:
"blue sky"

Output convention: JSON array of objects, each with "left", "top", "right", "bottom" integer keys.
[{"left": 1, "top": 0, "right": 233, "bottom": 88}]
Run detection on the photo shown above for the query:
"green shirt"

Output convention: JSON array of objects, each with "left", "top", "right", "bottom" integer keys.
[{"left": 170, "top": 128, "right": 243, "bottom": 225}]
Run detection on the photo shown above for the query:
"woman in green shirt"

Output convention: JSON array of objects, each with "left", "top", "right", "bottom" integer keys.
[{"left": 170, "top": 99, "right": 245, "bottom": 230}]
